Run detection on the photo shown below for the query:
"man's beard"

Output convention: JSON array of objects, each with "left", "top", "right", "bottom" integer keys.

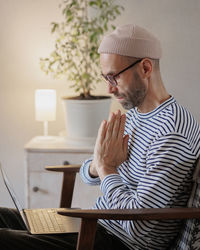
[
  {"left": 116, "top": 73, "right": 147, "bottom": 110},
  {"left": 121, "top": 88, "right": 146, "bottom": 109}
]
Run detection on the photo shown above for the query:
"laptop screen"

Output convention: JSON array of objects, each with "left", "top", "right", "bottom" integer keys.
[{"left": 0, "top": 164, "right": 28, "bottom": 227}]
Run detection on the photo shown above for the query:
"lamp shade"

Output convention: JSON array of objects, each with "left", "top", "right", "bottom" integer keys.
[{"left": 35, "top": 89, "right": 56, "bottom": 121}]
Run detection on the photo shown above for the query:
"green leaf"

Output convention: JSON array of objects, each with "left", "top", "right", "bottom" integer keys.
[
  {"left": 89, "top": 1, "right": 97, "bottom": 6},
  {"left": 51, "top": 22, "right": 59, "bottom": 33},
  {"left": 67, "top": 16, "right": 73, "bottom": 23}
]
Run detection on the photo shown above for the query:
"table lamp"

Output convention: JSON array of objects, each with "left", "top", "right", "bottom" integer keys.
[{"left": 35, "top": 89, "right": 56, "bottom": 139}]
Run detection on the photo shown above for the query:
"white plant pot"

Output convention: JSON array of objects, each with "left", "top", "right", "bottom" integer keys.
[{"left": 62, "top": 97, "right": 111, "bottom": 147}]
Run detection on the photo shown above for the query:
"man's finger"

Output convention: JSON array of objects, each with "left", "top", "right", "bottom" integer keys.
[
  {"left": 123, "top": 134, "right": 129, "bottom": 156},
  {"left": 98, "top": 120, "right": 107, "bottom": 144},
  {"left": 112, "top": 110, "right": 121, "bottom": 138},
  {"left": 106, "top": 113, "right": 116, "bottom": 137},
  {"left": 118, "top": 114, "right": 126, "bottom": 139}
]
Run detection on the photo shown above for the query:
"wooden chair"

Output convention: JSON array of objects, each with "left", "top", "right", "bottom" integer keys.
[
  {"left": 46, "top": 158, "right": 200, "bottom": 250},
  {"left": 45, "top": 164, "right": 81, "bottom": 208}
]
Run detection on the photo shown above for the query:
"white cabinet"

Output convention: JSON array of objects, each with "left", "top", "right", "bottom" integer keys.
[{"left": 24, "top": 137, "right": 101, "bottom": 209}]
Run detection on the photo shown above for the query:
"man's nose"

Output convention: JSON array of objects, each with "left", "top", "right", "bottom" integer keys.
[{"left": 107, "top": 84, "right": 118, "bottom": 94}]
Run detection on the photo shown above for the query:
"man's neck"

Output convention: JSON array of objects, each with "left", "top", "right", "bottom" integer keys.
[{"left": 138, "top": 76, "right": 170, "bottom": 113}]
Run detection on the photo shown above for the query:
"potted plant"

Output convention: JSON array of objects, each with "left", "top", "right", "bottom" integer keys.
[{"left": 40, "top": 0, "right": 124, "bottom": 146}]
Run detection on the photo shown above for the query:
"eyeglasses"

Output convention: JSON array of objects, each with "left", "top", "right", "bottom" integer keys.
[{"left": 101, "top": 59, "right": 142, "bottom": 87}]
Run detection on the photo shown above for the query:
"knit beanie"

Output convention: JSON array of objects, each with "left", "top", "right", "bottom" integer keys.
[{"left": 98, "top": 24, "right": 162, "bottom": 59}]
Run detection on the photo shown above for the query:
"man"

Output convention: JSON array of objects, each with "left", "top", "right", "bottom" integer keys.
[
  {"left": 0, "top": 24, "right": 199, "bottom": 250},
  {"left": 80, "top": 24, "right": 200, "bottom": 249}
]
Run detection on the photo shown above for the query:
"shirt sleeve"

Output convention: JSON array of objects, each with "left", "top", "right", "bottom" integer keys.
[{"left": 80, "top": 156, "right": 101, "bottom": 185}]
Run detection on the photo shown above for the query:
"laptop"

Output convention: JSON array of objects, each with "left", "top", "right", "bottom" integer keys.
[{"left": 0, "top": 164, "right": 80, "bottom": 234}]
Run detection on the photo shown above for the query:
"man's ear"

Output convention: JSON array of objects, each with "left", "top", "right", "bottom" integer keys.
[{"left": 140, "top": 58, "right": 152, "bottom": 78}]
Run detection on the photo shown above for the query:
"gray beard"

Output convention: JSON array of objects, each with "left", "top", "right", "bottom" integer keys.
[{"left": 120, "top": 87, "right": 147, "bottom": 110}]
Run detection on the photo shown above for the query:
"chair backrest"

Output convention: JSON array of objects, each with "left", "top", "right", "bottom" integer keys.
[{"left": 171, "top": 157, "right": 200, "bottom": 249}]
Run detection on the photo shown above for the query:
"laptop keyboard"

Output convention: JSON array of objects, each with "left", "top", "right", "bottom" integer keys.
[{"left": 25, "top": 208, "right": 66, "bottom": 233}]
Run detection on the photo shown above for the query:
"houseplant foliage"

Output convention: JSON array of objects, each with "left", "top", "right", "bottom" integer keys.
[{"left": 40, "top": 0, "right": 124, "bottom": 99}]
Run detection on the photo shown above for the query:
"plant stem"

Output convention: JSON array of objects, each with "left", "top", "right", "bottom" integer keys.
[{"left": 84, "top": 0, "right": 89, "bottom": 97}]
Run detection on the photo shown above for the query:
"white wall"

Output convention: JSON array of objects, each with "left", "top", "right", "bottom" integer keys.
[{"left": 0, "top": 0, "right": 199, "bottom": 207}]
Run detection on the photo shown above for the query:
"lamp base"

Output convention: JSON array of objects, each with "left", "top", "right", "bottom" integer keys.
[{"left": 32, "top": 136, "right": 59, "bottom": 142}]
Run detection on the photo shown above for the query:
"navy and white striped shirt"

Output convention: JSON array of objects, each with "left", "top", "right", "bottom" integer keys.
[{"left": 80, "top": 96, "right": 200, "bottom": 250}]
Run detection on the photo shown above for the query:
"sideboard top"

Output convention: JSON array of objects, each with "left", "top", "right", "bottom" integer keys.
[{"left": 25, "top": 136, "right": 94, "bottom": 153}]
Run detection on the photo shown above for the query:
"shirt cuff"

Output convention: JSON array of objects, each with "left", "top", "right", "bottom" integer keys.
[{"left": 80, "top": 158, "right": 101, "bottom": 185}]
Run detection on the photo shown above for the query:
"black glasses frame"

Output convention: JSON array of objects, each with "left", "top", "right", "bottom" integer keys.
[{"left": 101, "top": 59, "right": 142, "bottom": 87}]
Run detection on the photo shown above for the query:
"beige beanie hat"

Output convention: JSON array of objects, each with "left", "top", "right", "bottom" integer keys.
[{"left": 98, "top": 24, "right": 162, "bottom": 59}]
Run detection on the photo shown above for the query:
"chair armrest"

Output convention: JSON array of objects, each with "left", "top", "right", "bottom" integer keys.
[
  {"left": 58, "top": 208, "right": 200, "bottom": 250},
  {"left": 58, "top": 207, "right": 200, "bottom": 220},
  {"left": 45, "top": 165, "right": 81, "bottom": 173}
]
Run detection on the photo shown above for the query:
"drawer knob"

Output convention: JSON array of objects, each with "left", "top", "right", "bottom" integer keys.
[
  {"left": 32, "top": 186, "right": 39, "bottom": 192},
  {"left": 63, "top": 161, "right": 70, "bottom": 165}
]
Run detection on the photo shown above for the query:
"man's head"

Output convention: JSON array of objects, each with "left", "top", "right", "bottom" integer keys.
[{"left": 98, "top": 24, "right": 163, "bottom": 110}]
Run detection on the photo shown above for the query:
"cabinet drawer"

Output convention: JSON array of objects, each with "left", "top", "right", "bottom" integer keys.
[
  {"left": 27, "top": 171, "right": 102, "bottom": 209},
  {"left": 28, "top": 172, "right": 62, "bottom": 208}
]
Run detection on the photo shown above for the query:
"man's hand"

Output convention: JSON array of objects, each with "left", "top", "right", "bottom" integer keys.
[{"left": 91, "top": 110, "right": 129, "bottom": 180}]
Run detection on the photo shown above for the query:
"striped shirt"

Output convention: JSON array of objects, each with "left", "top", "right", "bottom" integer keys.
[{"left": 80, "top": 96, "right": 200, "bottom": 250}]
